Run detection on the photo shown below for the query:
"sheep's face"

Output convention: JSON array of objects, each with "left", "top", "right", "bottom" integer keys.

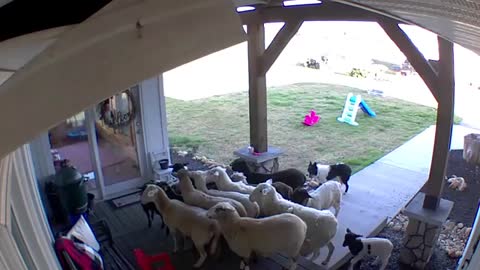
[
  {"left": 141, "top": 184, "right": 161, "bottom": 204},
  {"left": 343, "top": 228, "right": 362, "bottom": 247},
  {"left": 307, "top": 162, "right": 318, "bottom": 178},
  {"left": 249, "top": 183, "right": 274, "bottom": 203},
  {"left": 207, "top": 202, "right": 236, "bottom": 220}
]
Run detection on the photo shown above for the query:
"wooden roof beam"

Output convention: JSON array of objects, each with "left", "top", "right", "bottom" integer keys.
[
  {"left": 239, "top": 2, "right": 383, "bottom": 24},
  {"left": 378, "top": 17, "right": 440, "bottom": 102},
  {"left": 262, "top": 19, "right": 303, "bottom": 74}
]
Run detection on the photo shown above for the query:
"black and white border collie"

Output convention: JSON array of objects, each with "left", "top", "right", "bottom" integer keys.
[
  {"left": 307, "top": 162, "right": 352, "bottom": 193},
  {"left": 342, "top": 228, "right": 393, "bottom": 270}
]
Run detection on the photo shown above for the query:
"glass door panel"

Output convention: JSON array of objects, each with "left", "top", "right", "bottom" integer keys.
[
  {"left": 94, "top": 89, "right": 142, "bottom": 187},
  {"left": 48, "top": 112, "right": 97, "bottom": 190}
]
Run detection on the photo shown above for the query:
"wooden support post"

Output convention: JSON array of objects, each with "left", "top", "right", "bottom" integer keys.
[
  {"left": 423, "top": 37, "right": 455, "bottom": 210},
  {"left": 379, "top": 18, "right": 455, "bottom": 210},
  {"left": 247, "top": 19, "right": 304, "bottom": 153},
  {"left": 378, "top": 18, "right": 440, "bottom": 101},
  {"left": 247, "top": 22, "right": 268, "bottom": 153},
  {"left": 262, "top": 20, "right": 303, "bottom": 74}
]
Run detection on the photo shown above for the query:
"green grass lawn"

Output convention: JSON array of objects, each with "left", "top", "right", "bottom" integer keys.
[{"left": 166, "top": 83, "right": 445, "bottom": 173}]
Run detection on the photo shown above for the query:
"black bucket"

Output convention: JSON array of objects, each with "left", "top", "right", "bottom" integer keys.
[{"left": 159, "top": 159, "right": 169, "bottom": 170}]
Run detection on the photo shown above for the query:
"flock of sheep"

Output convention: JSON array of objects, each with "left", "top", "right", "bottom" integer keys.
[{"left": 140, "top": 159, "right": 393, "bottom": 270}]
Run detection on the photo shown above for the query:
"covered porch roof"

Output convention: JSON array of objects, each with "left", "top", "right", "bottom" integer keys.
[
  {"left": 0, "top": 0, "right": 477, "bottom": 269},
  {"left": 0, "top": 0, "right": 469, "bottom": 219}
]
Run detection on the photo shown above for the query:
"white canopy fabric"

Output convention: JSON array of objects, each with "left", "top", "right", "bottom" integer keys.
[{"left": 0, "top": 0, "right": 245, "bottom": 158}]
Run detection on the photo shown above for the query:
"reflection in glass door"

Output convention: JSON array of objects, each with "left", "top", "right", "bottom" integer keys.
[
  {"left": 48, "top": 112, "right": 97, "bottom": 190},
  {"left": 94, "top": 89, "right": 142, "bottom": 187}
]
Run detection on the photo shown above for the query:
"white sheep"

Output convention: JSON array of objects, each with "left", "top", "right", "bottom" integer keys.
[
  {"left": 343, "top": 228, "right": 393, "bottom": 270},
  {"left": 189, "top": 170, "right": 260, "bottom": 218},
  {"left": 141, "top": 184, "right": 221, "bottom": 268},
  {"left": 230, "top": 171, "right": 248, "bottom": 184},
  {"left": 291, "top": 181, "right": 342, "bottom": 217},
  {"left": 207, "top": 202, "right": 307, "bottom": 270},
  {"left": 208, "top": 166, "right": 255, "bottom": 194},
  {"left": 447, "top": 175, "right": 467, "bottom": 191},
  {"left": 249, "top": 183, "right": 337, "bottom": 265},
  {"left": 176, "top": 169, "right": 248, "bottom": 217}
]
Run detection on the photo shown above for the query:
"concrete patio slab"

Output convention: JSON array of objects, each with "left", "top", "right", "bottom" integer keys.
[
  {"left": 378, "top": 125, "right": 480, "bottom": 175},
  {"left": 287, "top": 124, "right": 477, "bottom": 269}
]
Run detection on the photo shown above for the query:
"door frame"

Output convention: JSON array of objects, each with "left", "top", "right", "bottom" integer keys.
[
  {"left": 457, "top": 202, "right": 480, "bottom": 269},
  {"left": 85, "top": 85, "right": 148, "bottom": 199},
  {"left": 1, "top": 145, "right": 61, "bottom": 270}
]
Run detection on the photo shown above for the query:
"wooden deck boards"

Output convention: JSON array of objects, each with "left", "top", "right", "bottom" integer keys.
[
  {"left": 91, "top": 201, "right": 288, "bottom": 270},
  {"left": 90, "top": 126, "right": 475, "bottom": 270}
]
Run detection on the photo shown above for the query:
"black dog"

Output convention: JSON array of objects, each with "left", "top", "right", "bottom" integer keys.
[
  {"left": 307, "top": 162, "right": 352, "bottom": 193},
  {"left": 230, "top": 158, "right": 306, "bottom": 190}
]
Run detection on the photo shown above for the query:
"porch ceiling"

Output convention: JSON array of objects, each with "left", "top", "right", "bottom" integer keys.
[
  {"left": 235, "top": 0, "right": 480, "bottom": 56},
  {"left": 1, "top": 0, "right": 479, "bottom": 74},
  {"left": 333, "top": 0, "right": 480, "bottom": 55}
]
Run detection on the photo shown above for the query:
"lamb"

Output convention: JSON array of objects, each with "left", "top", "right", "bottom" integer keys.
[
  {"left": 268, "top": 180, "right": 293, "bottom": 200},
  {"left": 231, "top": 158, "right": 306, "bottom": 189},
  {"left": 189, "top": 170, "right": 260, "bottom": 218},
  {"left": 176, "top": 169, "right": 248, "bottom": 217},
  {"left": 447, "top": 175, "right": 467, "bottom": 191},
  {"left": 139, "top": 181, "right": 183, "bottom": 231},
  {"left": 230, "top": 171, "right": 248, "bottom": 184},
  {"left": 249, "top": 183, "right": 337, "bottom": 265},
  {"left": 291, "top": 181, "right": 342, "bottom": 217},
  {"left": 207, "top": 202, "right": 307, "bottom": 270},
  {"left": 343, "top": 228, "right": 393, "bottom": 270},
  {"left": 307, "top": 162, "right": 352, "bottom": 193},
  {"left": 141, "top": 184, "right": 221, "bottom": 268},
  {"left": 208, "top": 166, "right": 255, "bottom": 194}
]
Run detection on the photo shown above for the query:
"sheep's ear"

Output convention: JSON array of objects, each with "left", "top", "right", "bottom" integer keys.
[
  {"left": 266, "top": 179, "right": 273, "bottom": 185},
  {"left": 309, "top": 161, "right": 312, "bottom": 165},
  {"left": 346, "top": 228, "right": 351, "bottom": 233}
]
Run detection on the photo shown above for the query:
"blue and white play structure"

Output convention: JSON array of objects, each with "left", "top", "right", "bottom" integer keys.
[{"left": 337, "top": 93, "right": 376, "bottom": 126}]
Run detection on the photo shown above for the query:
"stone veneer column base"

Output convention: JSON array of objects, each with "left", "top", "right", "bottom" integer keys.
[
  {"left": 233, "top": 146, "right": 283, "bottom": 173},
  {"left": 400, "top": 192, "right": 454, "bottom": 269},
  {"left": 245, "top": 158, "right": 279, "bottom": 174}
]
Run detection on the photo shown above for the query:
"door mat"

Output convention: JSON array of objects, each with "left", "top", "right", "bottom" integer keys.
[{"left": 110, "top": 192, "right": 141, "bottom": 209}]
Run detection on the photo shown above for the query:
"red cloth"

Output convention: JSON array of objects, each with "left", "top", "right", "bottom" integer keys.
[{"left": 55, "top": 237, "right": 102, "bottom": 270}]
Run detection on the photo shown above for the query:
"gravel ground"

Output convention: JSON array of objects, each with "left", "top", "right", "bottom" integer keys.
[
  {"left": 336, "top": 225, "right": 458, "bottom": 270},
  {"left": 444, "top": 150, "right": 480, "bottom": 225},
  {"left": 169, "top": 149, "right": 478, "bottom": 270}
]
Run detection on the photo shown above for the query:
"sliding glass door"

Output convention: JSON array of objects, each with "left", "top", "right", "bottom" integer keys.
[
  {"left": 93, "top": 87, "right": 144, "bottom": 193},
  {"left": 47, "top": 86, "right": 146, "bottom": 199}
]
